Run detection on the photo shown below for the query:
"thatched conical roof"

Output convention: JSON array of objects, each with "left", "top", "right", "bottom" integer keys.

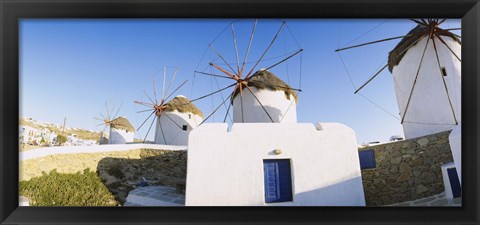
[
  {"left": 388, "top": 24, "right": 461, "bottom": 72},
  {"left": 234, "top": 70, "right": 298, "bottom": 103},
  {"left": 163, "top": 95, "right": 204, "bottom": 118},
  {"left": 110, "top": 116, "right": 135, "bottom": 132}
]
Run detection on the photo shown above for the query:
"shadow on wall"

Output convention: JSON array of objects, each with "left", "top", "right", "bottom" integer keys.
[
  {"left": 96, "top": 149, "right": 187, "bottom": 205},
  {"left": 286, "top": 177, "right": 366, "bottom": 206}
]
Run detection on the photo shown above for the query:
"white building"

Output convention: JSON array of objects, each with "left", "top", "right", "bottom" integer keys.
[
  {"left": 154, "top": 95, "right": 203, "bottom": 146},
  {"left": 388, "top": 24, "right": 461, "bottom": 140},
  {"left": 108, "top": 116, "right": 135, "bottom": 144},
  {"left": 388, "top": 22, "right": 462, "bottom": 183},
  {"left": 232, "top": 70, "right": 297, "bottom": 123},
  {"left": 186, "top": 70, "right": 365, "bottom": 206}
]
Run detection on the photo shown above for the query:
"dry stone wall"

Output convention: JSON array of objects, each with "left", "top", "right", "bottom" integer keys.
[
  {"left": 359, "top": 130, "right": 454, "bottom": 206},
  {"left": 20, "top": 148, "right": 187, "bottom": 181}
]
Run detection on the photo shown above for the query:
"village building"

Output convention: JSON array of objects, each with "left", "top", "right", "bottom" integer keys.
[{"left": 186, "top": 70, "right": 365, "bottom": 206}]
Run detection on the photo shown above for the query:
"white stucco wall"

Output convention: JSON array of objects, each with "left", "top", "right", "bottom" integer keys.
[
  {"left": 154, "top": 111, "right": 203, "bottom": 146},
  {"left": 392, "top": 36, "right": 461, "bottom": 139},
  {"left": 232, "top": 87, "right": 297, "bottom": 123},
  {"left": 186, "top": 123, "right": 365, "bottom": 206},
  {"left": 448, "top": 124, "right": 461, "bottom": 184},
  {"left": 109, "top": 128, "right": 134, "bottom": 144},
  {"left": 440, "top": 162, "right": 456, "bottom": 198}
]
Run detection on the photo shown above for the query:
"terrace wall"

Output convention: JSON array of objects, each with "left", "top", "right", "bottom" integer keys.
[{"left": 359, "top": 130, "right": 454, "bottom": 206}]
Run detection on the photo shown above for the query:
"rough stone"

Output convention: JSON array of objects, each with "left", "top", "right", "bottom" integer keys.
[
  {"left": 417, "top": 138, "right": 429, "bottom": 147},
  {"left": 416, "top": 185, "right": 428, "bottom": 194},
  {"left": 391, "top": 157, "right": 403, "bottom": 165}
]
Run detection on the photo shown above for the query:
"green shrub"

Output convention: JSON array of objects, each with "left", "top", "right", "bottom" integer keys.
[
  {"left": 56, "top": 134, "right": 67, "bottom": 145},
  {"left": 19, "top": 169, "right": 118, "bottom": 206}
]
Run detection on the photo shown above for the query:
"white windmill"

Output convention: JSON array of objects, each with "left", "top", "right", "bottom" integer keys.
[
  {"left": 135, "top": 67, "right": 203, "bottom": 145},
  {"left": 193, "top": 19, "right": 303, "bottom": 124},
  {"left": 94, "top": 103, "right": 135, "bottom": 144}
]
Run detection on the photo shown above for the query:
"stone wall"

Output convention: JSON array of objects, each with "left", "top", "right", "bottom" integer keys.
[
  {"left": 20, "top": 148, "right": 187, "bottom": 181},
  {"left": 359, "top": 131, "right": 454, "bottom": 206}
]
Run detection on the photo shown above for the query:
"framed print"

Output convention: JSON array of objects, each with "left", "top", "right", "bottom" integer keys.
[{"left": 1, "top": 0, "right": 479, "bottom": 224}]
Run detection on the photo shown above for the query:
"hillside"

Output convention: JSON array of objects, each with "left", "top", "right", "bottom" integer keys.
[{"left": 20, "top": 117, "right": 101, "bottom": 141}]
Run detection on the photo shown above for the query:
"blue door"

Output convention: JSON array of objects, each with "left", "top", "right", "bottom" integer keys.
[
  {"left": 263, "top": 159, "right": 293, "bottom": 203},
  {"left": 447, "top": 167, "right": 461, "bottom": 198}
]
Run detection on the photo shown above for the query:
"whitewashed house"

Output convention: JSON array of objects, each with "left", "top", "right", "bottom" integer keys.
[
  {"left": 108, "top": 116, "right": 135, "bottom": 144},
  {"left": 186, "top": 70, "right": 365, "bottom": 206},
  {"left": 154, "top": 95, "right": 203, "bottom": 146}
]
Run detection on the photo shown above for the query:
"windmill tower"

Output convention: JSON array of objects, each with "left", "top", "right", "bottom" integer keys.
[
  {"left": 194, "top": 19, "right": 303, "bottom": 124},
  {"left": 336, "top": 19, "right": 461, "bottom": 139},
  {"left": 231, "top": 69, "right": 298, "bottom": 123},
  {"left": 135, "top": 67, "right": 203, "bottom": 145},
  {"left": 388, "top": 20, "right": 461, "bottom": 139},
  {"left": 95, "top": 103, "right": 135, "bottom": 144}
]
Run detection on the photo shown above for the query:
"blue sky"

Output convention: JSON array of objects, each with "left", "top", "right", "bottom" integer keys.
[{"left": 20, "top": 19, "right": 461, "bottom": 144}]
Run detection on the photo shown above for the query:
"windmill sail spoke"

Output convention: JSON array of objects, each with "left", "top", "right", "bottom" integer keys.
[
  {"left": 199, "top": 93, "right": 233, "bottom": 126},
  {"left": 265, "top": 49, "right": 303, "bottom": 71},
  {"left": 241, "top": 19, "right": 257, "bottom": 75},
  {"left": 143, "top": 90, "right": 156, "bottom": 105},
  {"left": 97, "top": 123, "right": 105, "bottom": 127},
  {"left": 163, "top": 113, "right": 184, "bottom": 130},
  {"left": 162, "top": 67, "right": 167, "bottom": 101},
  {"left": 432, "top": 38, "right": 459, "bottom": 124},
  {"left": 190, "top": 83, "right": 236, "bottom": 102},
  {"left": 223, "top": 99, "right": 232, "bottom": 123},
  {"left": 442, "top": 28, "right": 461, "bottom": 31},
  {"left": 335, "top": 35, "right": 412, "bottom": 52},
  {"left": 354, "top": 64, "right": 388, "bottom": 94},
  {"left": 137, "top": 109, "right": 153, "bottom": 113},
  {"left": 209, "top": 63, "right": 237, "bottom": 79},
  {"left": 401, "top": 37, "right": 431, "bottom": 124},
  {"left": 153, "top": 80, "right": 158, "bottom": 105},
  {"left": 112, "top": 102, "right": 123, "bottom": 119},
  {"left": 354, "top": 35, "right": 426, "bottom": 94},
  {"left": 164, "top": 68, "right": 179, "bottom": 100},
  {"left": 245, "top": 86, "right": 275, "bottom": 123},
  {"left": 137, "top": 110, "right": 155, "bottom": 131},
  {"left": 134, "top": 101, "right": 155, "bottom": 107},
  {"left": 435, "top": 33, "right": 461, "bottom": 62},
  {"left": 165, "top": 80, "right": 188, "bottom": 101},
  {"left": 158, "top": 115, "right": 168, "bottom": 144},
  {"left": 410, "top": 19, "right": 428, "bottom": 26},
  {"left": 209, "top": 44, "right": 238, "bottom": 76},
  {"left": 231, "top": 23, "right": 241, "bottom": 74},
  {"left": 105, "top": 102, "right": 111, "bottom": 120},
  {"left": 143, "top": 115, "right": 157, "bottom": 143},
  {"left": 194, "top": 71, "right": 234, "bottom": 80},
  {"left": 93, "top": 117, "right": 103, "bottom": 121},
  {"left": 437, "top": 19, "right": 447, "bottom": 25},
  {"left": 246, "top": 21, "right": 286, "bottom": 79}
]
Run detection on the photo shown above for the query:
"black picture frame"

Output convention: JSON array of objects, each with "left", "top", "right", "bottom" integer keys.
[{"left": 1, "top": 0, "right": 478, "bottom": 224}]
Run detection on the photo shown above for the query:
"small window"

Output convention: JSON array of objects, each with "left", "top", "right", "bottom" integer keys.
[
  {"left": 441, "top": 67, "right": 447, "bottom": 76},
  {"left": 359, "top": 149, "right": 376, "bottom": 169},
  {"left": 188, "top": 114, "right": 192, "bottom": 119},
  {"left": 263, "top": 159, "right": 293, "bottom": 203},
  {"left": 182, "top": 125, "right": 188, "bottom": 131}
]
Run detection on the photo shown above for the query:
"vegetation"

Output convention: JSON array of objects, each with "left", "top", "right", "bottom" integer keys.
[
  {"left": 19, "top": 169, "right": 118, "bottom": 206},
  {"left": 56, "top": 134, "right": 67, "bottom": 145}
]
